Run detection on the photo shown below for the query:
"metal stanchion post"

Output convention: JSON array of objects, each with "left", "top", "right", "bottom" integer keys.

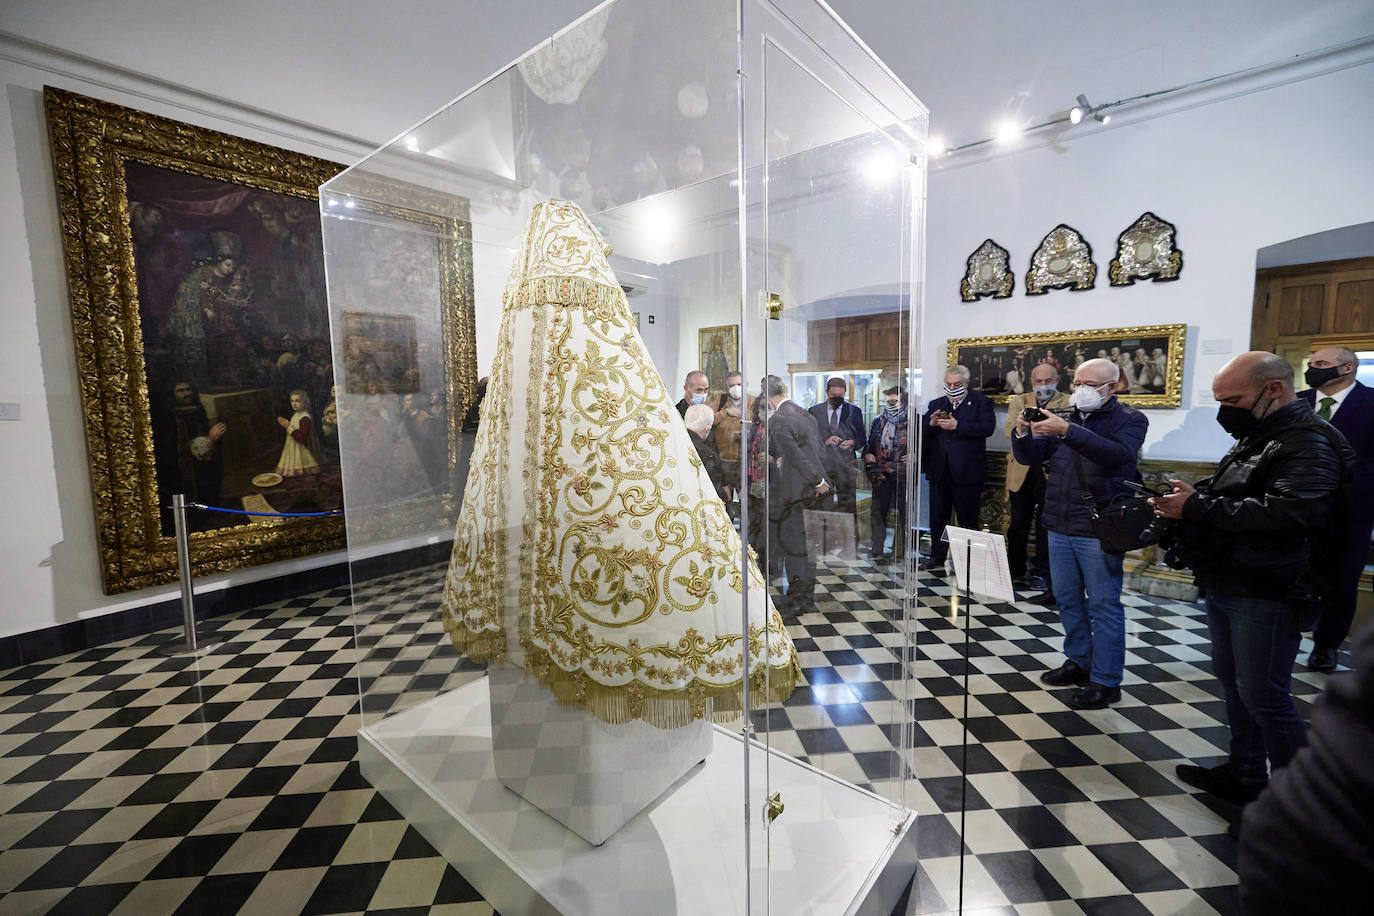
[{"left": 157, "top": 493, "right": 220, "bottom": 657}]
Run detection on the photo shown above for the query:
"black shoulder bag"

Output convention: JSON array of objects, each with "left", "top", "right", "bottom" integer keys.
[{"left": 1070, "top": 451, "right": 1163, "bottom": 554}]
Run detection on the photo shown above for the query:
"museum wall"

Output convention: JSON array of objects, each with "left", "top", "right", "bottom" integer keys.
[{"left": 920, "top": 57, "right": 1374, "bottom": 462}]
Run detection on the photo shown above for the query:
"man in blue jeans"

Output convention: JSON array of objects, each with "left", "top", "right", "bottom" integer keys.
[
  {"left": 1013, "top": 358, "right": 1148, "bottom": 709},
  {"left": 1151, "top": 351, "right": 1352, "bottom": 805}
]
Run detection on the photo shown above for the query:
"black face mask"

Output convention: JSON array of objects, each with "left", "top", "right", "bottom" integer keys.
[
  {"left": 1304, "top": 364, "right": 1345, "bottom": 388},
  {"left": 1216, "top": 390, "right": 1273, "bottom": 439},
  {"left": 828, "top": 395, "right": 844, "bottom": 408}
]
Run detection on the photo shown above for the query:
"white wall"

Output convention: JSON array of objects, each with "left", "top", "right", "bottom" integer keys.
[{"left": 920, "top": 59, "right": 1374, "bottom": 461}]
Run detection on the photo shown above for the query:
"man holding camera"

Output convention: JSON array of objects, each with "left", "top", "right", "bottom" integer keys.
[
  {"left": 1004, "top": 362, "right": 1071, "bottom": 593},
  {"left": 1013, "top": 358, "right": 1147, "bottom": 709},
  {"left": 1150, "top": 351, "right": 1353, "bottom": 805}
]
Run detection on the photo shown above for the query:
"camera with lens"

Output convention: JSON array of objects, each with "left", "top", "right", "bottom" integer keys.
[{"left": 1121, "top": 479, "right": 1177, "bottom": 546}]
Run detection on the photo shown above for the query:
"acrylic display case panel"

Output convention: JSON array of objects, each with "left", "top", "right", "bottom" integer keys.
[{"left": 322, "top": 0, "right": 926, "bottom": 912}]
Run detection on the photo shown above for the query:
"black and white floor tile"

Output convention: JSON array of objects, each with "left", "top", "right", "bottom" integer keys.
[{"left": 0, "top": 558, "right": 1346, "bottom": 915}]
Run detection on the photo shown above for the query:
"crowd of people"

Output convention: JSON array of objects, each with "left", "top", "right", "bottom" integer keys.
[{"left": 674, "top": 343, "right": 1371, "bottom": 900}]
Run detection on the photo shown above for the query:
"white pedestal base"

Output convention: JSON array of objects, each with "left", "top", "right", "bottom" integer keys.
[
  {"left": 489, "top": 662, "right": 714, "bottom": 845},
  {"left": 359, "top": 677, "right": 916, "bottom": 915}
]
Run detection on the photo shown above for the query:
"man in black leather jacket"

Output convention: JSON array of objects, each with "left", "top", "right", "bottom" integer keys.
[{"left": 1151, "top": 351, "right": 1354, "bottom": 807}]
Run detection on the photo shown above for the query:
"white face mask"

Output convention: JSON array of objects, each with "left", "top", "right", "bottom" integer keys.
[
  {"left": 728, "top": 384, "right": 742, "bottom": 399},
  {"left": 1070, "top": 381, "right": 1110, "bottom": 412}
]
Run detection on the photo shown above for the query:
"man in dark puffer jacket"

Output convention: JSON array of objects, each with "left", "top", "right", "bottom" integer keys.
[
  {"left": 1013, "top": 357, "right": 1148, "bottom": 710},
  {"left": 1150, "top": 351, "right": 1353, "bottom": 807}
]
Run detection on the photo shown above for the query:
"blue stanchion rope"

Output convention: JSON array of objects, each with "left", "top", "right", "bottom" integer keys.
[{"left": 188, "top": 503, "right": 343, "bottom": 518}]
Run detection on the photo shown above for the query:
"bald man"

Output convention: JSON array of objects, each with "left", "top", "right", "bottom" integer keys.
[
  {"left": 1012, "top": 357, "right": 1147, "bottom": 710},
  {"left": 1298, "top": 345, "right": 1374, "bottom": 672},
  {"left": 1151, "top": 351, "right": 1353, "bottom": 806}
]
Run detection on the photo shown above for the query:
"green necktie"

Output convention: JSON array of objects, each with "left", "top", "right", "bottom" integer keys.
[{"left": 1318, "top": 396, "right": 1336, "bottom": 420}]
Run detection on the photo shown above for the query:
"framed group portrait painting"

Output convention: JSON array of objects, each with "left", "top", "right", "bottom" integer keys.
[
  {"left": 45, "top": 88, "right": 476, "bottom": 593},
  {"left": 946, "top": 323, "right": 1186, "bottom": 408}
]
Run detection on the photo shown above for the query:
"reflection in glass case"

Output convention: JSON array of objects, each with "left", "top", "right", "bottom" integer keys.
[{"left": 322, "top": 1, "right": 927, "bottom": 912}]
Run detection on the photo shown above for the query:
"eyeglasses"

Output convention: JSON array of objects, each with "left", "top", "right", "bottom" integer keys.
[{"left": 1069, "top": 379, "right": 1112, "bottom": 389}]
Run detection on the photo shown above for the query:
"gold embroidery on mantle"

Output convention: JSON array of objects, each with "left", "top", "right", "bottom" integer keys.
[{"left": 440, "top": 200, "right": 799, "bottom": 727}]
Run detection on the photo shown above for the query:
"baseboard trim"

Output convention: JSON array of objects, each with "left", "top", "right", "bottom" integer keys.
[{"left": 0, "top": 540, "right": 453, "bottom": 670}]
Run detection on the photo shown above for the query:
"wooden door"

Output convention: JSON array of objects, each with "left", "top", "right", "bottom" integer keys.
[{"left": 1253, "top": 257, "right": 1374, "bottom": 374}]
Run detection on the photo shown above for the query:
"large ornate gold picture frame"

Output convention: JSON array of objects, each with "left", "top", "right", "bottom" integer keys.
[
  {"left": 946, "top": 323, "right": 1186, "bottom": 408},
  {"left": 45, "top": 88, "right": 476, "bottom": 593}
]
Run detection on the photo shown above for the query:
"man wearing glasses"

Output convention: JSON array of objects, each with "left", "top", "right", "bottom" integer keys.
[{"left": 1013, "top": 358, "right": 1148, "bottom": 709}]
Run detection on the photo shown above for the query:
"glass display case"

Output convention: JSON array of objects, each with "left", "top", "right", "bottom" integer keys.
[{"left": 321, "top": 0, "right": 927, "bottom": 911}]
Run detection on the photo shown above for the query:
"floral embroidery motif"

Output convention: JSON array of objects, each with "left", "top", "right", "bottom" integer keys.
[{"left": 440, "top": 200, "right": 798, "bottom": 727}]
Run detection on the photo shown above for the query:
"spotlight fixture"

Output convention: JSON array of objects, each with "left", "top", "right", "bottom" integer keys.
[
  {"left": 1070, "top": 94, "right": 1090, "bottom": 125},
  {"left": 1094, "top": 109, "right": 1111, "bottom": 125},
  {"left": 995, "top": 120, "right": 1022, "bottom": 145}
]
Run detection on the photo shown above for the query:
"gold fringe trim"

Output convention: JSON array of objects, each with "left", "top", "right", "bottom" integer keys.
[
  {"left": 442, "top": 613, "right": 507, "bottom": 665},
  {"left": 522, "top": 641, "right": 803, "bottom": 730},
  {"left": 504, "top": 274, "right": 631, "bottom": 322}
]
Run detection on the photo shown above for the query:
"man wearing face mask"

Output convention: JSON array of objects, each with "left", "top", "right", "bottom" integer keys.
[
  {"left": 1004, "top": 363, "right": 1071, "bottom": 593},
  {"left": 864, "top": 386, "right": 910, "bottom": 561},
  {"left": 809, "top": 377, "right": 867, "bottom": 525},
  {"left": 676, "top": 370, "right": 710, "bottom": 417},
  {"left": 1150, "top": 352, "right": 1353, "bottom": 804},
  {"left": 1298, "top": 345, "right": 1374, "bottom": 672},
  {"left": 713, "top": 371, "right": 754, "bottom": 521},
  {"left": 1012, "top": 358, "right": 1147, "bottom": 709},
  {"left": 920, "top": 365, "right": 996, "bottom": 571}
]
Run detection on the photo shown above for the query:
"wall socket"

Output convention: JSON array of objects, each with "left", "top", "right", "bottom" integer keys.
[{"left": 0, "top": 402, "right": 20, "bottom": 421}]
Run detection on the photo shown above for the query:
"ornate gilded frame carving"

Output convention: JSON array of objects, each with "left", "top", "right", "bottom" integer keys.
[
  {"left": 946, "top": 323, "right": 1186, "bottom": 408},
  {"left": 1025, "top": 223, "right": 1096, "bottom": 294},
  {"left": 45, "top": 88, "right": 476, "bottom": 593},
  {"left": 1109, "top": 211, "right": 1183, "bottom": 286},
  {"left": 960, "top": 238, "right": 1014, "bottom": 301}
]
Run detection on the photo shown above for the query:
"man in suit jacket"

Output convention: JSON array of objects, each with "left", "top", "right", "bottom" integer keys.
[
  {"left": 764, "top": 375, "right": 831, "bottom": 615},
  {"left": 808, "top": 377, "right": 867, "bottom": 525},
  {"left": 1004, "top": 362, "right": 1072, "bottom": 589},
  {"left": 1299, "top": 345, "right": 1374, "bottom": 672},
  {"left": 921, "top": 365, "right": 996, "bottom": 570}
]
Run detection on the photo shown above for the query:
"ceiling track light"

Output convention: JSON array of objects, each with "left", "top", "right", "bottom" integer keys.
[{"left": 1070, "top": 93, "right": 1090, "bottom": 125}]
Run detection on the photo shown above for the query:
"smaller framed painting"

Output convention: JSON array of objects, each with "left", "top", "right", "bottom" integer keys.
[{"left": 698, "top": 324, "right": 739, "bottom": 397}]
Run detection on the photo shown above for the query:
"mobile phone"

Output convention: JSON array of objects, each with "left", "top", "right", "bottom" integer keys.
[
  {"left": 934, "top": 409, "right": 950, "bottom": 419},
  {"left": 1021, "top": 407, "right": 1042, "bottom": 423},
  {"left": 1122, "top": 479, "right": 1169, "bottom": 498}
]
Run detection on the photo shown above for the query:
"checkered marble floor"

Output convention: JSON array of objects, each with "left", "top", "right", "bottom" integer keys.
[{"left": 0, "top": 558, "right": 1347, "bottom": 915}]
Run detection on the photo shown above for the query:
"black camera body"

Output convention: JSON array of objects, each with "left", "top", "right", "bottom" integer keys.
[{"left": 1021, "top": 407, "right": 1042, "bottom": 423}]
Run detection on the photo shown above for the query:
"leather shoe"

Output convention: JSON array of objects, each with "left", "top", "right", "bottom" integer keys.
[
  {"left": 1175, "top": 762, "right": 1266, "bottom": 805},
  {"left": 1026, "top": 590, "right": 1057, "bottom": 607},
  {"left": 1068, "top": 682, "right": 1121, "bottom": 709},
  {"left": 1025, "top": 575, "right": 1049, "bottom": 592},
  {"left": 918, "top": 558, "right": 945, "bottom": 572},
  {"left": 1039, "top": 659, "right": 1090, "bottom": 687},
  {"left": 1308, "top": 646, "right": 1338, "bottom": 673}
]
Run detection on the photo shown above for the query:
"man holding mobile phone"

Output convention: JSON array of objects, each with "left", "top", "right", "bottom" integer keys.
[
  {"left": 1012, "top": 358, "right": 1147, "bottom": 709},
  {"left": 1150, "top": 351, "right": 1353, "bottom": 804},
  {"left": 920, "top": 365, "right": 995, "bottom": 571},
  {"left": 1004, "top": 362, "right": 1070, "bottom": 595}
]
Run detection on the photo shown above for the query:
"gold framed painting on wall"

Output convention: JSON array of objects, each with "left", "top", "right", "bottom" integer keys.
[
  {"left": 698, "top": 324, "right": 739, "bottom": 397},
  {"left": 946, "top": 323, "right": 1186, "bottom": 408},
  {"left": 44, "top": 88, "right": 476, "bottom": 594}
]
